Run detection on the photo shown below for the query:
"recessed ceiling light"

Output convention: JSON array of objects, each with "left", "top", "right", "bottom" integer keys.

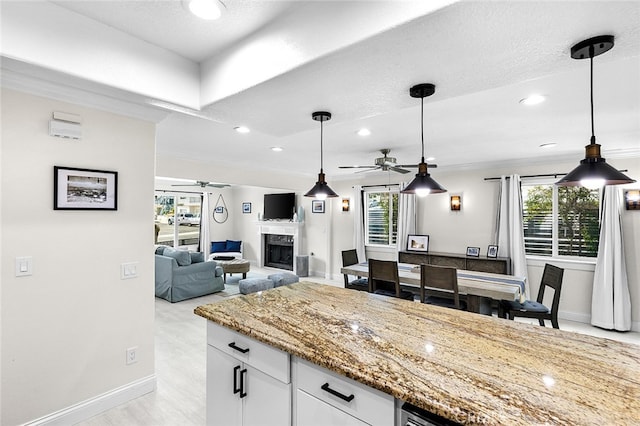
[
  {"left": 519, "top": 94, "right": 546, "bottom": 106},
  {"left": 271, "top": 147, "right": 283, "bottom": 152},
  {"left": 234, "top": 126, "right": 250, "bottom": 134},
  {"left": 184, "top": 0, "right": 223, "bottom": 20},
  {"left": 357, "top": 128, "right": 371, "bottom": 136},
  {"left": 539, "top": 142, "right": 557, "bottom": 149}
]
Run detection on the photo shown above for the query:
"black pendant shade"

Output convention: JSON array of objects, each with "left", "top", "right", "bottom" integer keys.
[
  {"left": 305, "top": 111, "right": 338, "bottom": 199},
  {"left": 401, "top": 83, "right": 447, "bottom": 196},
  {"left": 556, "top": 35, "right": 635, "bottom": 188}
]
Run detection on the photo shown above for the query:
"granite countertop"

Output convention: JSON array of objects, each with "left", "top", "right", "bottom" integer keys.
[{"left": 194, "top": 281, "right": 640, "bottom": 425}]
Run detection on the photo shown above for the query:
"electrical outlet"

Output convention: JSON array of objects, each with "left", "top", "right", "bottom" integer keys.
[{"left": 126, "top": 347, "right": 138, "bottom": 365}]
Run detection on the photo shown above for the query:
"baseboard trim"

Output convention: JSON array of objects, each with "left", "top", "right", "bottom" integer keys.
[
  {"left": 25, "top": 374, "right": 156, "bottom": 426},
  {"left": 559, "top": 311, "right": 640, "bottom": 332}
]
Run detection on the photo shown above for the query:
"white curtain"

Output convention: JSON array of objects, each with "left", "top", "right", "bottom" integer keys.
[
  {"left": 353, "top": 185, "right": 365, "bottom": 262},
  {"left": 495, "top": 175, "right": 530, "bottom": 297},
  {"left": 397, "top": 182, "right": 416, "bottom": 255},
  {"left": 591, "top": 187, "right": 631, "bottom": 331},
  {"left": 200, "top": 192, "right": 211, "bottom": 258}
]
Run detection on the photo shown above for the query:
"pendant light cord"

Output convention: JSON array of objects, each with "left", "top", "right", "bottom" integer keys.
[
  {"left": 320, "top": 118, "right": 324, "bottom": 173},
  {"left": 589, "top": 46, "right": 596, "bottom": 144},
  {"left": 420, "top": 96, "right": 425, "bottom": 162}
]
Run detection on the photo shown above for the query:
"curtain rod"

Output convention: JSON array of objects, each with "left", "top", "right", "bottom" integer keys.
[
  {"left": 353, "top": 183, "right": 400, "bottom": 188},
  {"left": 484, "top": 169, "right": 629, "bottom": 181}
]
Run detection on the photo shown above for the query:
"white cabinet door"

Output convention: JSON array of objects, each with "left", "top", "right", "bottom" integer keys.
[
  {"left": 243, "top": 365, "right": 291, "bottom": 426},
  {"left": 207, "top": 346, "right": 243, "bottom": 426},
  {"left": 296, "top": 389, "right": 368, "bottom": 426}
]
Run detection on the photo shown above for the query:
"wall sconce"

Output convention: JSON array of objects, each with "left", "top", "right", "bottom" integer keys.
[
  {"left": 625, "top": 190, "right": 640, "bottom": 210},
  {"left": 450, "top": 195, "right": 461, "bottom": 211},
  {"left": 342, "top": 198, "right": 350, "bottom": 212}
]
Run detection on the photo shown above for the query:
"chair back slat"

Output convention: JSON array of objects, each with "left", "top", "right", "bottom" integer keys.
[
  {"left": 420, "top": 264, "right": 461, "bottom": 308},
  {"left": 368, "top": 259, "right": 401, "bottom": 297},
  {"left": 341, "top": 249, "right": 359, "bottom": 267}
]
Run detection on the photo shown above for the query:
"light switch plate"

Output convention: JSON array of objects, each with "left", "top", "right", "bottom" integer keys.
[
  {"left": 121, "top": 262, "right": 139, "bottom": 279},
  {"left": 15, "top": 257, "right": 33, "bottom": 277}
]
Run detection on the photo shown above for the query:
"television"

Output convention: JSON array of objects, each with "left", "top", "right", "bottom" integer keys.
[{"left": 263, "top": 192, "right": 296, "bottom": 220}]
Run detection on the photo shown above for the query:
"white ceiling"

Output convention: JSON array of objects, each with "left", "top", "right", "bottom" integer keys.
[{"left": 2, "top": 0, "right": 639, "bottom": 185}]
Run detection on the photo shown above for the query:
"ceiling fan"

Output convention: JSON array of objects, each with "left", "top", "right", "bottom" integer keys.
[
  {"left": 171, "top": 180, "right": 230, "bottom": 188},
  {"left": 339, "top": 149, "right": 435, "bottom": 174}
]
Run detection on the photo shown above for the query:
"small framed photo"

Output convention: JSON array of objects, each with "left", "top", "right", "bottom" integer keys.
[
  {"left": 311, "top": 200, "right": 325, "bottom": 213},
  {"left": 242, "top": 202, "right": 251, "bottom": 214},
  {"left": 215, "top": 206, "right": 224, "bottom": 213},
  {"left": 466, "top": 246, "right": 480, "bottom": 257},
  {"left": 407, "top": 234, "right": 429, "bottom": 252},
  {"left": 54, "top": 166, "right": 117, "bottom": 210},
  {"left": 487, "top": 245, "right": 498, "bottom": 258}
]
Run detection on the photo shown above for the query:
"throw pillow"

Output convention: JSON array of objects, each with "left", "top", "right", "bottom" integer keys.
[
  {"left": 190, "top": 252, "right": 205, "bottom": 263},
  {"left": 163, "top": 247, "right": 192, "bottom": 266},
  {"left": 155, "top": 245, "right": 167, "bottom": 255},
  {"left": 211, "top": 241, "right": 226, "bottom": 253},
  {"left": 226, "top": 240, "right": 242, "bottom": 252}
]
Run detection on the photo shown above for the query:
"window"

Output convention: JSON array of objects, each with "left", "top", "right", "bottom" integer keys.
[
  {"left": 154, "top": 193, "right": 202, "bottom": 249},
  {"left": 522, "top": 183, "right": 600, "bottom": 258},
  {"left": 364, "top": 189, "right": 398, "bottom": 247}
]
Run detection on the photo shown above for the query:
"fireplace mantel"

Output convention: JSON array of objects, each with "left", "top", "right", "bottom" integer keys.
[{"left": 257, "top": 221, "right": 302, "bottom": 274}]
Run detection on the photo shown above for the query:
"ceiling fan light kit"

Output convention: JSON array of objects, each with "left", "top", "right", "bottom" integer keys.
[
  {"left": 305, "top": 111, "right": 338, "bottom": 200},
  {"left": 401, "top": 83, "right": 447, "bottom": 197},
  {"left": 556, "top": 35, "right": 635, "bottom": 188}
]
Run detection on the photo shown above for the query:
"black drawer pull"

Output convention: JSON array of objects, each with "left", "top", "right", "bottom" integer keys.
[
  {"left": 321, "top": 383, "right": 354, "bottom": 402},
  {"left": 228, "top": 342, "right": 250, "bottom": 353},
  {"left": 233, "top": 365, "right": 241, "bottom": 394},
  {"left": 240, "top": 368, "right": 247, "bottom": 398}
]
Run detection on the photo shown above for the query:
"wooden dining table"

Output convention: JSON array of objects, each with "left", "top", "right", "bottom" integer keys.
[{"left": 340, "top": 262, "right": 527, "bottom": 315}]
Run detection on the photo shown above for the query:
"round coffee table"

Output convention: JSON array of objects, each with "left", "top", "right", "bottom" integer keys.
[{"left": 214, "top": 258, "right": 250, "bottom": 283}]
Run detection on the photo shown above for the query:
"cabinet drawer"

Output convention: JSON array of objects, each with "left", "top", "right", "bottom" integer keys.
[
  {"left": 295, "top": 358, "right": 394, "bottom": 426},
  {"left": 207, "top": 321, "right": 290, "bottom": 383}
]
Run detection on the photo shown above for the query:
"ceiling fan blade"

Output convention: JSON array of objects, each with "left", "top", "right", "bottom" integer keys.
[
  {"left": 355, "top": 166, "right": 382, "bottom": 174},
  {"left": 389, "top": 166, "right": 410, "bottom": 174},
  {"left": 206, "top": 184, "right": 230, "bottom": 188},
  {"left": 339, "top": 165, "right": 377, "bottom": 169}
]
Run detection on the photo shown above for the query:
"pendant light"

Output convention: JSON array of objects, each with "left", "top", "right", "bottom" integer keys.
[
  {"left": 401, "top": 83, "right": 446, "bottom": 197},
  {"left": 305, "top": 111, "right": 338, "bottom": 199},
  {"left": 556, "top": 35, "right": 636, "bottom": 188}
]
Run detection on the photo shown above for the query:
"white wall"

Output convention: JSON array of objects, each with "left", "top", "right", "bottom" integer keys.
[{"left": 1, "top": 89, "right": 156, "bottom": 425}]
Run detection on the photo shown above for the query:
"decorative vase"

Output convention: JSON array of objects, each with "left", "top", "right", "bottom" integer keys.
[{"left": 297, "top": 206, "right": 304, "bottom": 222}]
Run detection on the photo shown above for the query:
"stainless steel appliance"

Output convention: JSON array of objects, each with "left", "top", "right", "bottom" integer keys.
[{"left": 399, "top": 402, "right": 461, "bottom": 426}]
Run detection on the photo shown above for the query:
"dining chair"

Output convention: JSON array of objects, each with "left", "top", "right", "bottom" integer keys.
[
  {"left": 498, "top": 263, "right": 564, "bottom": 329},
  {"left": 419, "top": 264, "right": 466, "bottom": 310},
  {"left": 341, "top": 249, "right": 368, "bottom": 292},
  {"left": 368, "top": 259, "right": 414, "bottom": 300}
]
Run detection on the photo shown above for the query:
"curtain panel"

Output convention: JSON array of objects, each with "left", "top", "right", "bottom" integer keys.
[
  {"left": 591, "top": 187, "right": 631, "bottom": 331},
  {"left": 496, "top": 175, "right": 530, "bottom": 297}
]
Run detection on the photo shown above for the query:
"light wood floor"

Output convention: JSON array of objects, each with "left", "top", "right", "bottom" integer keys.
[{"left": 77, "top": 271, "right": 639, "bottom": 425}]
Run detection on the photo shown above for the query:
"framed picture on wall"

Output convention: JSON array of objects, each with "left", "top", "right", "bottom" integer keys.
[
  {"left": 311, "top": 200, "right": 325, "bottom": 213},
  {"left": 407, "top": 234, "right": 429, "bottom": 252},
  {"left": 487, "top": 245, "right": 498, "bottom": 258},
  {"left": 215, "top": 206, "right": 224, "bottom": 213},
  {"left": 242, "top": 202, "right": 251, "bottom": 213},
  {"left": 466, "top": 246, "right": 480, "bottom": 257},
  {"left": 53, "top": 166, "right": 118, "bottom": 210}
]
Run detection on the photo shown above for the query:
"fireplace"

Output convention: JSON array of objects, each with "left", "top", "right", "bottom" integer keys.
[{"left": 264, "top": 234, "right": 294, "bottom": 271}]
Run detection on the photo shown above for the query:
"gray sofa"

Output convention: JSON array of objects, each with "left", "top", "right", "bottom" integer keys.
[{"left": 155, "top": 246, "right": 225, "bottom": 302}]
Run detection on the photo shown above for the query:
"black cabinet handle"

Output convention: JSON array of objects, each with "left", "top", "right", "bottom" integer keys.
[
  {"left": 233, "top": 365, "right": 241, "bottom": 394},
  {"left": 228, "top": 342, "right": 250, "bottom": 354},
  {"left": 240, "top": 368, "right": 247, "bottom": 398},
  {"left": 321, "top": 383, "right": 354, "bottom": 402}
]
